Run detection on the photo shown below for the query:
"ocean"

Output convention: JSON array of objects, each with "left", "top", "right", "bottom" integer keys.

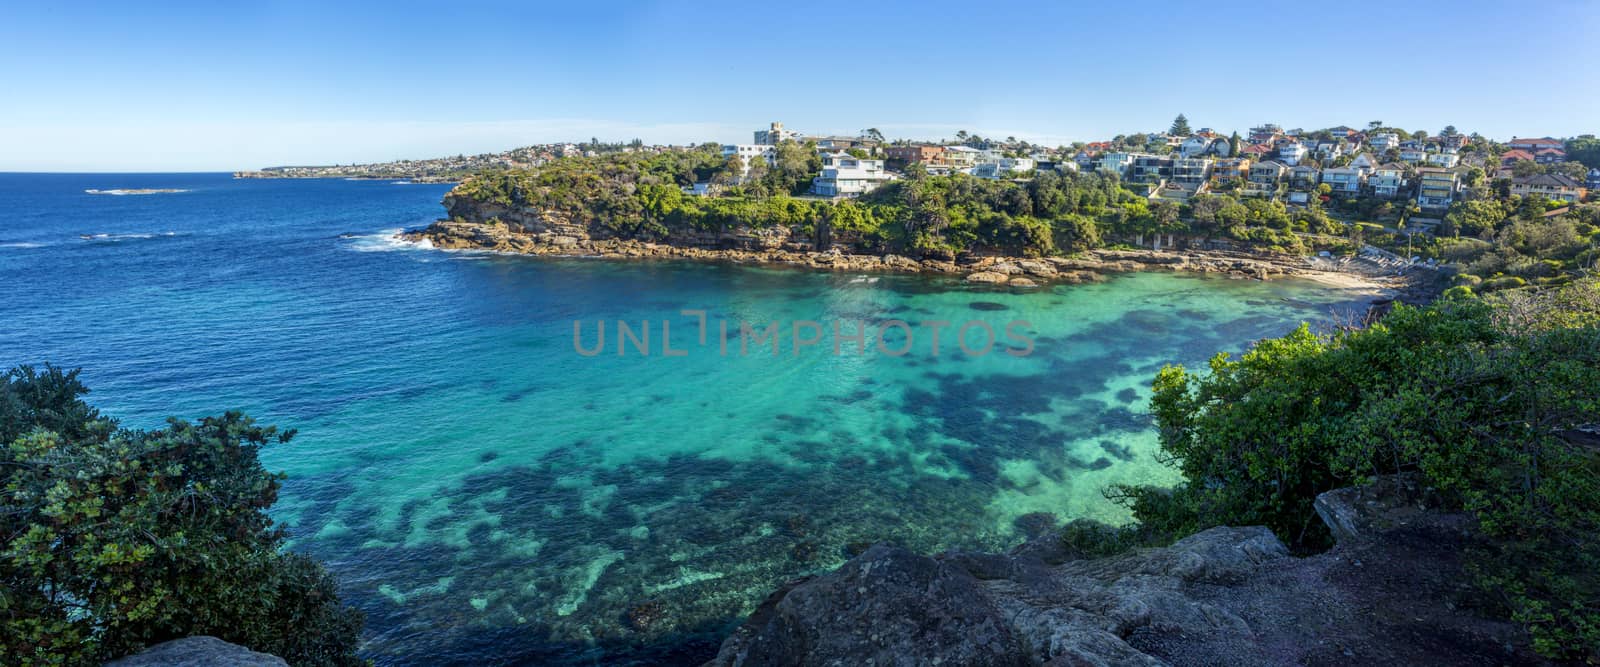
[{"left": 0, "top": 173, "right": 1369, "bottom": 665}]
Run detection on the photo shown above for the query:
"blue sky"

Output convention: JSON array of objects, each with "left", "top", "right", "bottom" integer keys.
[{"left": 3, "top": 0, "right": 1597, "bottom": 171}]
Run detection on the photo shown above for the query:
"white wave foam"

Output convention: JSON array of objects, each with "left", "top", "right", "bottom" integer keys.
[
  {"left": 0, "top": 241, "right": 46, "bottom": 249},
  {"left": 77, "top": 231, "right": 181, "bottom": 242},
  {"left": 84, "top": 188, "right": 189, "bottom": 195},
  {"left": 347, "top": 228, "right": 435, "bottom": 252}
]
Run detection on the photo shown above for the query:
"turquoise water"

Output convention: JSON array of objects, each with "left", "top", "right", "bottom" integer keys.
[{"left": 0, "top": 174, "right": 1370, "bottom": 664}]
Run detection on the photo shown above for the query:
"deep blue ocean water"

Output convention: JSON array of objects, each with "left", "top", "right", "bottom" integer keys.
[{"left": 0, "top": 173, "right": 1371, "bottom": 665}]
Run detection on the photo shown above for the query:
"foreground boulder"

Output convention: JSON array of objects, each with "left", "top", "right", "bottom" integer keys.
[
  {"left": 708, "top": 478, "right": 1544, "bottom": 666},
  {"left": 104, "top": 636, "right": 285, "bottom": 666}
]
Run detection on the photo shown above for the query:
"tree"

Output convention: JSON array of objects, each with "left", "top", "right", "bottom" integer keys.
[
  {"left": 1442, "top": 125, "right": 1458, "bottom": 137},
  {"left": 864, "top": 128, "right": 885, "bottom": 143},
  {"left": 1228, "top": 131, "right": 1242, "bottom": 157},
  {"left": 1565, "top": 136, "right": 1600, "bottom": 169},
  {"left": 1170, "top": 114, "right": 1192, "bottom": 136},
  {"left": 1, "top": 365, "right": 365, "bottom": 665},
  {"left": 955, "top": 130, "right": 969, "bottom": 143},
  {"left": 1368, "top": 120, "right": 1384, "bottom": 131}
]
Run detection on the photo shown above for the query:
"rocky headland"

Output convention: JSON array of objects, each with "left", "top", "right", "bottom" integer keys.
[
  {"left": 705, "top": 475, "right": 1544, "bottom": 666},
  {"left": 403, "top": 192, "right": 1435, "bottom": 300}
]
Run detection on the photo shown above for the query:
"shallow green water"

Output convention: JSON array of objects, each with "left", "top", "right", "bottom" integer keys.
[{"left": 267, "top": 261, "right": 1365, "bottom": 662}]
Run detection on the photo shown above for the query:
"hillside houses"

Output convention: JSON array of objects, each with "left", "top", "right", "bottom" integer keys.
[{"left": 724, "top": 121, "right": 1589, "bottom": 206}]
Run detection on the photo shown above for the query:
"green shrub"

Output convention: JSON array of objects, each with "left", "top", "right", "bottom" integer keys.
[
  {"left": 1481, "top": 275, "right": 1528, "bottom": 291},
  {"left": 0, "top": 365, "right": 364, "bottom": 666},
  {"left": 1056, "top": 519, "right": 1165, "bottom": 559},
  {"left": 1114, "top": 287, "right": 1600, "bottom": 658}
]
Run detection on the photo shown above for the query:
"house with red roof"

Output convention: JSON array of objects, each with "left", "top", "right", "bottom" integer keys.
[
  {"left": 1535, "top": 147, "right": 1567, "bottom": 164},
  {"left": 1508, "top": 137, "right": 1564, "bottom": 151},
  {"left": 1497, "top": 149, "right": 1537, "bottom": 178}
]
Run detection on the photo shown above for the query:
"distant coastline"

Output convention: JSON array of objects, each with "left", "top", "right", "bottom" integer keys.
[{"left": 233, "top": 171, "right": 459, "bottom": 184}]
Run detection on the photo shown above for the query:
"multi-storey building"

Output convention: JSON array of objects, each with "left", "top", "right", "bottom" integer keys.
[
  {"left": 754, "top": 122, "right": 801, "bottom": 145},
  {"left": 883, "top": 144, "right": 945, "bottom": 165},
  {"left": 1416, "top": 168, "right": 1458, "bottom": 209}
]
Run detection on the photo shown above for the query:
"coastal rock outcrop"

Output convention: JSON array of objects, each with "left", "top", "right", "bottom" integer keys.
[
  {"left": 964, "top": 271, "right": 1010, "bottom": 285},
  {"left": 409, "top": 217, "right": 1402, "bottom": 295},
  {"left": 706, "top": 477, "right": 1543, "bottom": 666},
  {"left": 406, "top": 188, "right": 1415, "bottom": 294},
  {"left": 104, "top": 636, "right": 286, "bottom": 666}
]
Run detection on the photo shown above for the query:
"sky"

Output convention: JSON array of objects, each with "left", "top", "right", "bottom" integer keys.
[{"left": 2, "top": 0, "right": 1598, "bottom": 172}]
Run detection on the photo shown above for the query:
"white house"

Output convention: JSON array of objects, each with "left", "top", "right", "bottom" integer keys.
[
  {"left": 1349, "top": 153, "right": 1379, "bottom": 173},
  {"left": 1179, "top": 136, "right": 1227, "bottom": 158},
  {"left": 973, "top": 157, "right": 1037, "bottom": 179},
  {"left": 723, "top": 144, "right": 776, "bottom": 163},
  {"left": 1369, "top": 133, "right": 1401, "bottom": 152},
  {"left": 1398, "top": 146, "right": 1427, "bottom": 163},
  {"left": 1427, "top": 149, "right": 1459, "bottom": 168},
  {"left": 1277, "top": 142, "right": 1308, "bottom": 166},
  {"left": 812, "top": 153, "right": 894, "bottom": 197}
]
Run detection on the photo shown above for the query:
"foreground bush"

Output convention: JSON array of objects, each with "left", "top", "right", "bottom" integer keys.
[
  {"left": 0, "top": 365, "right": 363, "bottom": 666},
  {"left": 1114, "top": 283, "right": 1600, "bottom": 658}
]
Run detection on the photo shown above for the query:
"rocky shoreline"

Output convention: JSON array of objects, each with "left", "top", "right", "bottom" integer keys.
[
  {"left": 705, "top": 475, "right": 1543, "bottom": 666},
  {"left": 403, "top": 217, "right": 1421, "bottom": 298}
]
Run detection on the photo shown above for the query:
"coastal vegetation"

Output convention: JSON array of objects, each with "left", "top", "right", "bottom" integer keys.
[
  {"left": 452, "top": 146, "right": 1338, "bottom": 258},
  {"left": 1112, "top": 282, "right": 1600, "bottom": 658},
  {"left": 0, "top": 365, "right": 363, "bottom": 666},
  {"left": 449, "top": 143, "right": 1598, "bottom": 292}
]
